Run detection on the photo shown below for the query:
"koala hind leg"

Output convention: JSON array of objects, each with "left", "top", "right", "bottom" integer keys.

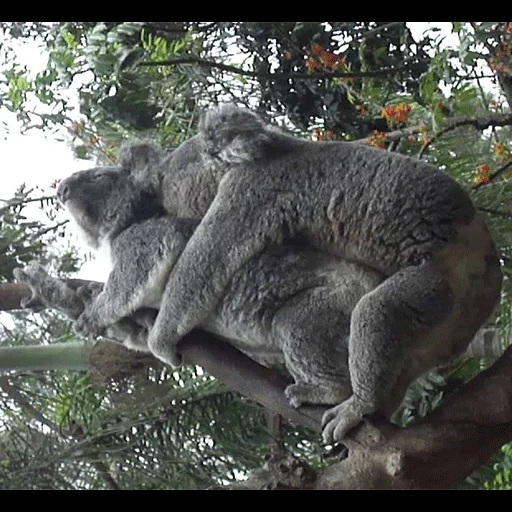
[
  {"left": 322, "top": 264, "right": 454, "bottom": 444},
  {"left": 273, "top": 291, "right": 353, "bottom": 409}
]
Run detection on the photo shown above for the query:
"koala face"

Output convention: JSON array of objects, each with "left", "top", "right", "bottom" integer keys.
[{"left": 57, "top": 166, "right": 162, "bottom": 248}]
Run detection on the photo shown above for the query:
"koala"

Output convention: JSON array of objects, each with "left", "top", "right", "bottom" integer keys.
[
  {"left": 122, "top": 105, "right": 502, "bottom": 442},
  {"left": 54, "top": 166, "right": 387, "bottom": 420}
]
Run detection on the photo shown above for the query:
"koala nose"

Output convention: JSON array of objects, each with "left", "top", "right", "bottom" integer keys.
[{"left": 57, "top": 180, "right": 70, "bottom": 203}]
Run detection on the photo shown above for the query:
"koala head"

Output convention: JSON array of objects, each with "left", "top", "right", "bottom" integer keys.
[
  {"left": 199, "top": 104, "right": 274, "bottom": 164},
  {"left": 57, "top": 166, "right": 163, "bottom": 249}
]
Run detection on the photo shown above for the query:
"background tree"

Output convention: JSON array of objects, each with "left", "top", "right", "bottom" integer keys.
[{"left": 1, "top": 21, "right": 512, "bottom": 489}]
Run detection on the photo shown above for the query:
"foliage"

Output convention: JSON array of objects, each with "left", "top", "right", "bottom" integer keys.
[{"left": 1, "top": 21, "right": 512, "bottom": 489}]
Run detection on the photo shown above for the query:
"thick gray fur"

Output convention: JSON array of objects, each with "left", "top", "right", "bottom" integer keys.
[
  {"left": 53, "top": 166, "right": 384, "bottom": 417},
  {"left": 123, "top": 105, "right": 502, "bottom": 442}
]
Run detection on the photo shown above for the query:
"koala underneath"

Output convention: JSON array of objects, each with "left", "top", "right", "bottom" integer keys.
[
  {"left": 122, "top": 105, "right": 502, "bottom": 442},
  {"left": 53, "top": 166, "right": 384, "bottom": 432},
  {"left": 14, "top": 263, "right": 156, "bottom": 350}
]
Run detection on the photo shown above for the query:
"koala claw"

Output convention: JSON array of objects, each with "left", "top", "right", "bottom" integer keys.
[
  {"left": 321, "top": 395, "right": 374, "bottom": 444},
  {"left": 152, "top": 344, "right": 183, "bottom": 367}
]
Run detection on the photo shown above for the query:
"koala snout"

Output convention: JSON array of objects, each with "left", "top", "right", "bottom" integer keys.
[{"left": 57, "top": 180, "right": 70, "bottom": 204}]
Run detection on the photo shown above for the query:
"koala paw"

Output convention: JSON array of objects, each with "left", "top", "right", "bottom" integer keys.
[
  {"left": 147, "top": 329, "right": 183, "bottom": 367},
  {"left": 76, "top": 283, "right": 103, "bottom": 306},
  {"left": 321, "top": 395, "right": 374, "bottom": 444},
  {"left": 73, "top": 310, "right": 104, "bottom": 338}
]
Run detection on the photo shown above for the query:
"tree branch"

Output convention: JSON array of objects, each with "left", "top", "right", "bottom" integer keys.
[
  {"left": 138, "top": 57, "right": 421, "bottom": 81},
  {"left": 354, "top": 113, "right": 512, "bottom": 154},
  {"left": 4, "top": 280, "right": 512, "bottom": 489},
  {"left": 419, "top": 112, "right": 512, "bottom": 158}
]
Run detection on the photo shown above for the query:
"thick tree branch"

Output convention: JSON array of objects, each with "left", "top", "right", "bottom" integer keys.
[{"left": 316, "top": 346, "right": 512, "bottom": 490}]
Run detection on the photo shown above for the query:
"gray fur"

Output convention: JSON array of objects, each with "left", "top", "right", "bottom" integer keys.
[
  {"left": 53, "top": 166, "right": 384, "bottom": 420},
  {"left": 13, "top": 263, "right": 154, "bottom": 351},
  {"left": 125, "top": 105, "right": 502, "bottom": 442}
]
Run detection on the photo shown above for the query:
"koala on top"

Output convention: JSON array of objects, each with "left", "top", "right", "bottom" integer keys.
[
  {"left": 53, "top": 165, "right": 384, "bottom": 426},
  {"left": 125, "top": 105, "right": 502, "bottom": 442}
]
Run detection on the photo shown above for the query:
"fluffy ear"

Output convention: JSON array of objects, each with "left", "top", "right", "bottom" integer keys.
[
  {"left": 119, "top": 140, "right": 164, "bottom": 184},
  {"left": 199, "top": 105, "right": 273, "bottom": 164}
]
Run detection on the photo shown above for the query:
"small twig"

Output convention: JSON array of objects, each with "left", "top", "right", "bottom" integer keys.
[
  {"left": 0, "top": 194, "right": 55, "bottom": 207},
  {"left": 356, "top": 123, "right": 428, "bottom": 145},
  {"left": 419, "top": 113, "right": 512, "bottom": 159}
]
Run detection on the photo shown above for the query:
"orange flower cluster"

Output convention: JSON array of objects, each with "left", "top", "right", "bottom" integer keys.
[
  {"left": 489, "top": 99, "right": 503, "bottom": 111},
  {"left": 494, "top": 142, "right": 511, "bottom": 163},
  {"left": 367, "top": 131, "right": 387, "bottom": 149},
  {"left": 312, "top": 128, "right": 336, "bottom": 141},
  {"left": 506, "top": 22, "right": 512, "bottom": 34},
  {"left": 355, "top": 104, "right": 368, "bottom": 116},
  {"left": 489, "top": 41, "right": 512, "bottom": 73},
  {"left": 306, "top": 44, "right": 346, "bottom": 71},
  {"left": 381, "top": 104, "right": 412, "bottom": 124},
  {"left": 474, "top": 164, "right": 491, "bottom": 185}
]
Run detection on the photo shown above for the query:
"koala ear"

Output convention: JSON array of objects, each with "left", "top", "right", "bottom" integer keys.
[
  {"left": 119, "top": 140, "right": 164, "bottom": 182},
  {"left": 199, "top": 105, "right": 273, "bottom": 163}
]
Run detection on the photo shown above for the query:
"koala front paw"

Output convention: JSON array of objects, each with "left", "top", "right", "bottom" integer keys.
[
  {"left": 74, "top": 310, "right": 104, "bottom": 338},
  {"left": 322, "top": 395, "right": 374, "bottom": 444},
  {"left": 76, "top": 283, "right": 103, "bottom": 306}
]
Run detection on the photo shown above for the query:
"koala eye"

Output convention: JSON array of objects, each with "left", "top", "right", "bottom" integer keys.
[{"left": 93, "top": 171, "right": 108, "bottom": 180}]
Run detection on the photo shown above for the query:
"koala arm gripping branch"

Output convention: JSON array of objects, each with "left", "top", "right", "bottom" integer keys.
[{"left": 146, "top": 172, "right": 283, "bottom": 365}]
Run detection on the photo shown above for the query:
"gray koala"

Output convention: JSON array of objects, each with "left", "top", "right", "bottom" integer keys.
[
  {"left": 54, "top": 165, "right": 384, "bottom": 421},
  {"left": 123, "top": 105, "right": 502, "bottom": 442}
]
